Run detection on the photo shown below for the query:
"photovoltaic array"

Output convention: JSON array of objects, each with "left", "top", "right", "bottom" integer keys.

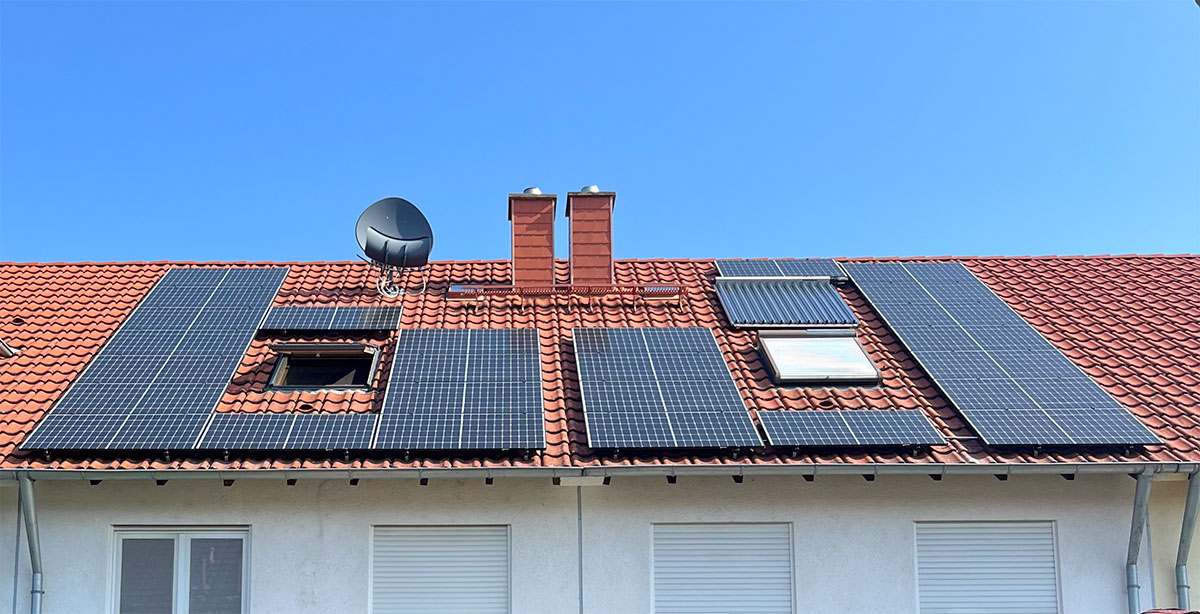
[
  {"left": 574, "top": 327, "right": 763, "bottom": 448},
  {"left": 375, "top": 329, "right": 546, "bottom": 450},
  {"left": 758, "top": 410, "right": 944, "bottom": 446},
  {"left": 715, "top": 259, "right": 846, "bottom": 279},
  {"left": 842, "top": 261, "right": 1159, "bottom": 446},
  {"left": 260, "top": 305, "right": 403, "bottom": 331},
  {"left": 22, "top": 267, "right": 289, "bottom": 450},
  {"left": 715, "top": 278, "right": 858, "bottom": 328}
]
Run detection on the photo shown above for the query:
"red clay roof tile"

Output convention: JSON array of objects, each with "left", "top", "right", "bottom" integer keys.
[{"left": 1, "top": 255, "right": 1198, "bottom": 471}]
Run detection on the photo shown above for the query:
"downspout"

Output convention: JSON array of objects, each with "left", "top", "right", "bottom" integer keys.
[
  {"left": 17, "top": 475, "right": 42, "bottom": 614},
  {"left": 1176, "top": 472, "right": 1200, "bottom": 609},
  {"left": 577, "top": 486, "right": 584, "bottom": 614},
  {"left": 1128, "top": 473, "right": 1153, "bottom": 614}
]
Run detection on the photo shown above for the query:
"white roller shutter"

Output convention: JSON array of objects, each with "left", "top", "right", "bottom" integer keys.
[
  {"left": 653, "top": 523, "right": 793, "bottom": 614},
  {"left": 371, "top": 525, "right": 510, "bottom": 614},
  {"left": 915, "top": 521, "right": 1060, "bottom": 614}
]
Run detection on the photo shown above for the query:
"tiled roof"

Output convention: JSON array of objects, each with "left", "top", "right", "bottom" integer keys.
[{"left": 1, "top": 255, "right": 1197, "bottom": 471}]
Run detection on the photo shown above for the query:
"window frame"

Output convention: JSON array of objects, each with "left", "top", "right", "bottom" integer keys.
[
  {"left": 758, "top": 330, "right": 880, "bottom": 384},
  {"left": 110, "top": 526, "right": 251, "bottom": 614},
  {"left": 267, "top": 343, "right": 381, "bottom": 391}
]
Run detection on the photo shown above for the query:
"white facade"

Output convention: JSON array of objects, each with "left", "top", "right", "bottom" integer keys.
[{"left": 2, "top": 474, "right": 1144, "bottom": 614}]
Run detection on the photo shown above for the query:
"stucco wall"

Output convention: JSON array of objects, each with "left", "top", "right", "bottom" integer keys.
[
  {"left": 1149, "top": 477, "right": 1200, "bottom": 610},
  {"left": 1, "top": 473, "right": 1141, "bottom": 614}
]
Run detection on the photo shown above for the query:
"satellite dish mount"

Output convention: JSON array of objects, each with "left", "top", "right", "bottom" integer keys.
[{"left": 355, "top": 197, "right": 434, "bottom": 297}]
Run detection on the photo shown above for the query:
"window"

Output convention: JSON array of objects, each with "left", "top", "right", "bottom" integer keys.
[
  {"left": 652, "top": 523, "right": 793, "bottom": 614},
  {"left": 371, "top": 525, "right": 510, "bottom": 614},
  {"left": 269, "top": 343, "right": 379, "bottom": 389},
  {"left": 759, "top": 331, "right": 879, "bottom": 383},
  {"left": 114, "top": 528, "right": 248, "bottom": 614},
  {"left": 915, "top": 521, "right": 1060, "bottom": 614}
]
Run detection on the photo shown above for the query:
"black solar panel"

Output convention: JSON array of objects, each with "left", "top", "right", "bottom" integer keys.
[
  {"left": 109, "top": 414, "right": 208, "bottom": 449},
  {"left": 373, "top": 329, "right": 545, "bottom": 450},
  {"left": 842, "top": 261, "right": 1159, "bottom": 447},
  {"left": 715, "top": 279, "right": 858, "bottom": 328},
  {"left": 759, "top": 410, "right": 944, "bottom": 447},
  {"left": 574, "top": 327, "right": 763, "bottom": 448},
  {"left": 715, "top": 259, "right": 846, "bottom": 279},
  {"left": 284, "top": 414, "right": 377, "bottom": 449},
  {"left": 22, "top": 267, "right": 288, "bottom": 451},
  {"left": 197, "top": 414, "right": 295, "bottom": 449},
  {"left": 260, "top": 305, "right": 403, "bottom": 331}
]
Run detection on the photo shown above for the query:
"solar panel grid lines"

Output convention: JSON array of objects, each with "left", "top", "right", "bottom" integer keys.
[
  {"left": 21, "top": 266, "right": 289, "bottom": 451},
  {"left": 574, "top": 327, "right": 763, "bottom": 449},
  {"left": 758, "top": 411, "right": 859, "bottom": 446},
  {"left": 714, "top": 279, "right": 859, "bottom": 328},
  {"left": 372, "top": 328, "right": 545, "bottom": 449},
  {"left": 284, "top": 413, "right": 377, "bottom": 449},
  {"left": 757, "top": 410, "right": 944, "bottom": 447},
  {"left": 197, "top": 413, "right": 297, "bottom": 449},
  {"left": 714, "top": 258, "right": 847, "bottom": 279},
  {"left": 260, "top": 305, "right": 404, "bottom": 331},
  {"left": 21, "top": 413, "right": 129, "bottom": 449},
  {"left": 843, "top": 261, "right": 1159, "bottom": 447},
  {"left": 109, "top": 414, "right": 209, "bottom": 449},
  {"left": 1048, "top": 408, "right": 1159, "bottom": 445}
]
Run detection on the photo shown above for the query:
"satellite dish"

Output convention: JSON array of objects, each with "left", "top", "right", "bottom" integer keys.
[{"left": 355, "top": 197, "right": 434, "bottom": 297}]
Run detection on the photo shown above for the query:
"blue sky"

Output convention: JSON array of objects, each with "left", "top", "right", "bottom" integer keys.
[{"left": 1, "top": 1, "right": 1196, "bottom": 263}]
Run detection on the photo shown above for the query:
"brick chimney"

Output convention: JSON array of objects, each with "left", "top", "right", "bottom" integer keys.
[
  {"left": 566, "top": 186, "right": 616, "bottom": 285},
  {"left": 508, "top": 187, "right": 557, "bottom": 286}
]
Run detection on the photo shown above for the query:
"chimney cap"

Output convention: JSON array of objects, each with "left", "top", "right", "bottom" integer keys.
[
  {"left": 522, "top": 187, "right": 542, "bottom": 195},
  {"left": 580, "top": 185, "right": 600, "bottom": 193}
]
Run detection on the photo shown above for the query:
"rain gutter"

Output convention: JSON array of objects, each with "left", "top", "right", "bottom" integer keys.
[{"left": 0, "top": 462, "right": 1194, "bottom": 482}]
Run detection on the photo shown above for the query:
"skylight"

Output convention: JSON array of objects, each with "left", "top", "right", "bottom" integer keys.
[{"left": 759, "top": 332, "right": 878, "bottom": 383}]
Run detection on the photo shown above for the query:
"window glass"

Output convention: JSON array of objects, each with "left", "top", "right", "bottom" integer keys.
[
  {"left": 760, "top": 336, "right": 878, "bottom": 382},
  {"left": 119, "top": 538, "right": 175, "bottom": 614},
  {"left": 188, "top": 538, "right": 244, "bottom": 614},
  {"left": 281, "top": 356, "right": 372, "bottom": 387}
]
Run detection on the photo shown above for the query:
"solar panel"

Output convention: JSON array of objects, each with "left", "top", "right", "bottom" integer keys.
[
  {"left": 373, "top": 329, "right": 545, "bottom": 450},
  {"left": 260, "top": 305, "right": 403, "bottom": 331},
  {"left": 108, "top": 414, "right": 208, "bottom": 449},
  {"left": 758, "top": 410, "right": 944, "bottom": 447},
  {"left": 284, "top": 413, "right": 377, "bottom": 449},
  {"left": 574, "top": 327, "right": 763, "bottom": 448},
  {"left": 197, "top": 414, "right": 295, "bottom": 449},
  {"left": 715, "top": 259, "right": 846, "bottom": 279},
  {"left": 21, "top": 266, "right": 288, "bottom": 451},
  {"left": 843, "top": 261, "right": 1159, "bottom": 446},
  {"left": 714, "top": 279, "right": 858, "bottom": 328}
]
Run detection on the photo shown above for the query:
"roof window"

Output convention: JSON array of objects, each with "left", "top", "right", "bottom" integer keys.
[
  {"left": 759, "top": 330, "right": 879, "bottom": 384},
  {"left": 269, "top": 343, "right": 380, "bottom": 390}
]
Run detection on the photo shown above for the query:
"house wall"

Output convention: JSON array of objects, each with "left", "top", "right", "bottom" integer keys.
[
  {"left": 1, "top": 473, "right": 1141, "bottom": 614},
  {"left": 1148, "top": 476, "right": 1200, "bottom": 610}
]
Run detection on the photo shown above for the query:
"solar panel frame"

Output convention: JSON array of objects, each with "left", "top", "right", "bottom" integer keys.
[
  {"left": 574, "top": 327, "right": 764, "bottom": 448},
  {"left": 715, "top": 279, "right": 858, "bottom": 328},
  {"left": 715, "top": 259, "right": 847, "bottom": 279},
  {"left": 844, "top": 261, "right": 1159, "bottom": 446},
  {"left": 758, "top": 410, "right": 945, "bottom": 447},
  {"left": 51, "top": 383, "right": 150, "bottom": 415},
  {"left": 108, "top": 413, "right": 209, "bottom": 449},
  {"left": 757, "top": 411, "right": 858, "bottom": 446},
  {"left": 460, "top": 413, "right": 544, "bottom": 449},
  {"left": 197, "top": 413, "right": 296, "bottom": 449},
  {"left": 1048, "top": 408, "right": 1159, "bottom": 445},
  {"left": 22, "top": 414, "right": 127, "bottom": 449},
  {"left": 380, "top": 381, "right": 466, "bottom": 415},
  {"left": 840, "top": 411, "right": 944, "bottom": 445},
  {"left": 714, "top": 260, "right": 781, "bottom": 277},
  {"left": 284, "top": 413, "right": 377, "bottom": 449},
  {"left": 23, "top": 266, "right": 290, "bottom": 452}
]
